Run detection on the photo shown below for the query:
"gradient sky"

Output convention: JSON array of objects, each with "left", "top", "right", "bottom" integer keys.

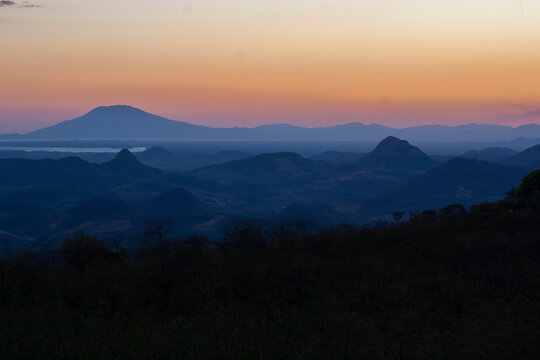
[{"left": 1, "top": 0, "right": 540, "bottom": 132}]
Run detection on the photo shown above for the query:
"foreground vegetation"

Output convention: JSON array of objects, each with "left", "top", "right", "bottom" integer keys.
[{"left": 1, "top": 171, "right": 540, "bottom": 359}]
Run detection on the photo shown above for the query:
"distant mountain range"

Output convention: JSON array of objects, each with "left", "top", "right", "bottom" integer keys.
[
  {"left": 1, "top": 134, "right": 539, "bottom": 246},
  {"left": 0, "top": 146, "right": 253, "bottom": 172},
  {"left": 2, "top": 105, "right": 540, "bottom": 142},
  {"left": 462, "top": 147, "right": 518, "bottom": 162}
]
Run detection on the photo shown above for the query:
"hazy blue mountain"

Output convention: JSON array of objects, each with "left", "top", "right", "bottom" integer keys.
[
  {"left": 500, "top": 144, "right": 540, "bottom": 168},
  {"left": 0, "top": 146, "right": 252, "bottom": 172},
  {"left": 0, "top": 136, "right": 536, "bottom": 242},
  {"left": 462, "top": 147, "right": 518, "bottom": 162},
  {"left": 26, "top": 105, "right": 214, "bottom": 139},
  {"left": 392, "top": 158, "right": 527, "bottom": 209},
  {"left": 486, "top": 137, "right": 540, "bottom": 151},
  {"left": 353, "top": 136, "right": 436, "bottom": 170},
  {"left": 399, "top": 123, "right": 540, "bottom": 142},
  {"left": 9, "top": 105, "right": 540, "bottom": 142},
  {"left": 0, "top": 156, "right": 102, "bottom": 192},
  {"left": 190, "top": 152, "right": 335, "bottom": 186},
  {"left": 0, "top": 149, "right": 116, "bottom": 163},
  {"left": 101, "top": 148, "right": 161, "bottom": 174},
  {"left": 0, "top": 149, "right": 218, "bottom": 209},
  {"left": 135, "top": 147, "right": 251, "bottom": 172},
  {"left": 0, "top": 149, "right": 228, "bottom": 238}
]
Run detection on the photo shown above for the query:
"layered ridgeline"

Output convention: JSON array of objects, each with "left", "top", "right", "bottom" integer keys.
[
  {"left": 501, "top": 144, "right": 540, "bottom": 168},
  {"left": 0, "top": 136, "right": 537, "bottom": 245},
  {"left": 0, "top": 149, "right": 222, "bottom": 243},
  {"left": 4, "top": 105, "right": 540, "bottom": 141}
]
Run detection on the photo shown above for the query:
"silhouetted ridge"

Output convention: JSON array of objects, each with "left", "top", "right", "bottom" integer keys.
[
  {"left": 501, "top": 144, "right": 540, "bottom": 168},
  {"left": 189, "top": 151, "right": 333, "bottom": 185},
  {"left": 396, "top": 157, "right": 527, "bottom": 203},
  {"left": 370, "top": 136, "right": 424, "bottom": 156},
  {"left": 99, "top": 148, "right": 165, "bottom": 176},
  {"left": 516, "top": 169, "right": 540, "bottom": 197},
  {"left": 357, "top": 136, "right": 434, "bottom": 170}
]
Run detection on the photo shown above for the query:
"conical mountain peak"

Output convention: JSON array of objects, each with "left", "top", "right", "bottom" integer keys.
[
  {"left": 115, "top": 148, "right": 138, "bottom": 161},
  {"left": 358, "top": 136, "right": 434, "bottom": 170},
  {"left": 372, "top": 136, "right": 415, "bottom": 153},
  {"left": 101, "top": 149, "right": 144, "bottom": 171}
]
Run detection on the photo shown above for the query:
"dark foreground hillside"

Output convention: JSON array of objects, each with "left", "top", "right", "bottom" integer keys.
[{"left": 1, "top": 171, "right": 539, "bottom": 359}]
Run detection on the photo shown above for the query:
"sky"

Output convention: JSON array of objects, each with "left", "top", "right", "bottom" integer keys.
[{"left": 1, "top": 0, "right": 540, "bottom": 133}]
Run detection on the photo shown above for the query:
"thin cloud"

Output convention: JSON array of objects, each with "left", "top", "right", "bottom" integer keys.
[
  {"left": 19, "top": 2, "right": 42, "bottom": 7},
  {"left": 0, "top": 1, "right": 42, "bottom": 7}
]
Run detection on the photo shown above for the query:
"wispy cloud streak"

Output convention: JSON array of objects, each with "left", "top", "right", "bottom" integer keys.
[
  {"left": 18, "top": 1, "right": 41, "bottom": 7},
  {"left": 0, "top": 0, "right": 41, "bottom": 8}
]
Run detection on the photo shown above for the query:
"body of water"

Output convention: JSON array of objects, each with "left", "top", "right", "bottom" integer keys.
[{"left": 0, "top": 147, "right": 147, "bottom": 153}]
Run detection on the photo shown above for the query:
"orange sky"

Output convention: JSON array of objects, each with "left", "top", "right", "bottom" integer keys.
[{"left": 1, "top": 0, "right": 540, "bottom": 132}]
